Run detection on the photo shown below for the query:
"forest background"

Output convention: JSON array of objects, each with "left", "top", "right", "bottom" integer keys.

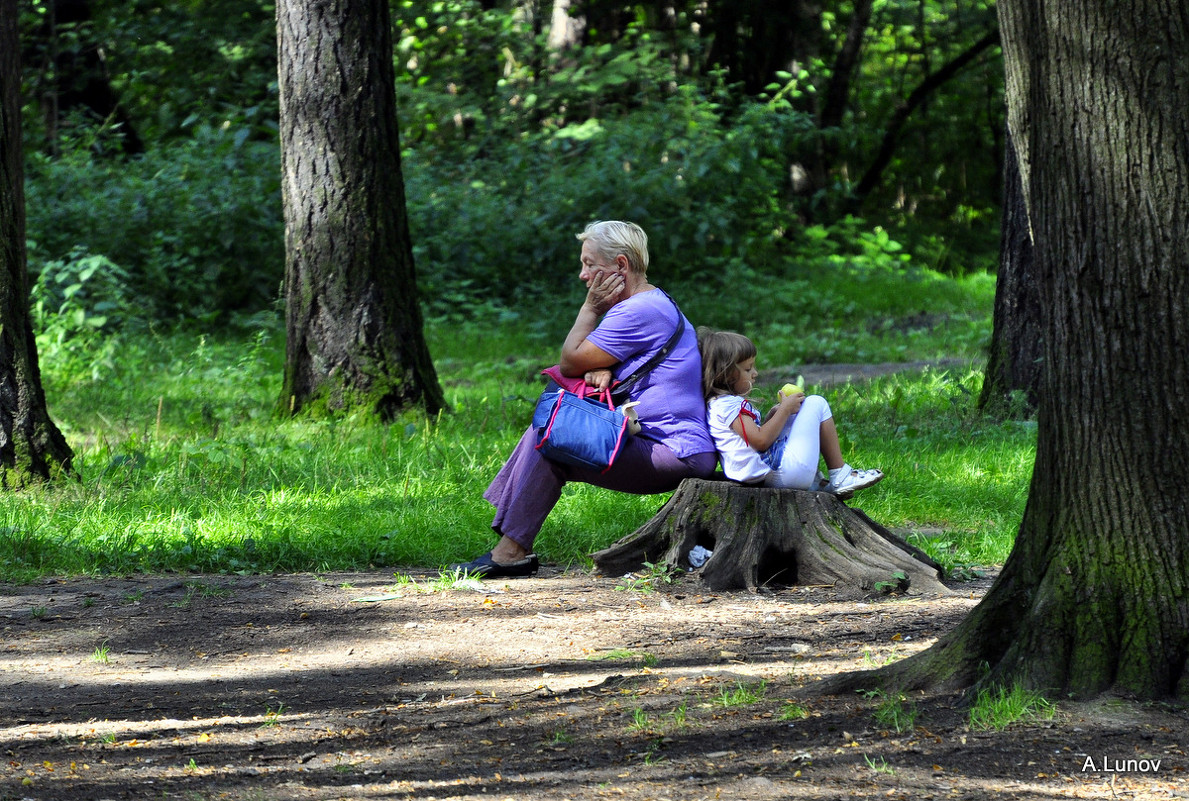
[{"left": 7, "top": 0, "right": 1024, "bottom": 580}]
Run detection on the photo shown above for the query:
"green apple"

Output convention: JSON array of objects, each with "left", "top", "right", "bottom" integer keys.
[{"left": 778, "top": 383, "right": 802, "bottom": 400}]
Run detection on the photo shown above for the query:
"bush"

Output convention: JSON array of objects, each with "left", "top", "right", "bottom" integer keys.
[
  {"left": 407, "top": 90, "right": 817, "bottom": 318},
  {"left": 30, "top": 245, "right": 133, "bottom": 384},
  {"left": 25, "top": 122, "right": 283, "bottom": 321}
]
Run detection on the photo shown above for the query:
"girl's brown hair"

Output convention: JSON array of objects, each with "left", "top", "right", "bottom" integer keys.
[{"left": 697, "top": 327, "right": 757, "bottom": 400}]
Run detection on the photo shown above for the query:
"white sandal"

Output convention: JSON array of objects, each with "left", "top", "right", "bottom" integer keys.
[{"left": 826, "top": 463, "right": 884, "bottom": 498}]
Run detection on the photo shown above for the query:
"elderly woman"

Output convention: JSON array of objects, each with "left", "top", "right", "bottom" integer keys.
[{"left": 454, "top": 221, "right": 716, "bottom": 578}]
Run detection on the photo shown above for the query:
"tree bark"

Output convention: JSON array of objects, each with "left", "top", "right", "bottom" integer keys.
[
  {"left": 823, "top": 0, "right": 1189, "bottom": 702},
  {"left": 591, "top": 479, "right": 948, "bottom": 596},
  {"left": 801, "top": 0, "right": 873, "bottom": 200},
  {"left": 978, "top": 130, "right": 1042, "bottom": 415},
  {"left": 817, "top": 0, "right": 873, "bottom": 134},
  {"left": 0, "top": 0, "right": 75, "bottom": 485},
  {"left": 276, "top": 0, "right": 447, "bottom": 420}
]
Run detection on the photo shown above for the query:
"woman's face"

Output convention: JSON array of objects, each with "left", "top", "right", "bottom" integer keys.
[
  {"left": 579, "top": 241, "right": 624, "bottom": 286},
  {"left": 731, "top": 356, "right": 758, "bottom": 395}
]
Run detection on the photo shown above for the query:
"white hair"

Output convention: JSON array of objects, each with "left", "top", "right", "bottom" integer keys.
[{"left": 576, "top": 220, "right": 649, "bottom": 275}]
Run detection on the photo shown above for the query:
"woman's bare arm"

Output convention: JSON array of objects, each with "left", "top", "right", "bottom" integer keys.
[{"left": 559, "top": 270, "right": 624, "bottom": 377}]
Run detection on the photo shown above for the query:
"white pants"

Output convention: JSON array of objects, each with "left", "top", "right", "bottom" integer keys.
[{"left": 760, "top": 395, "right": 832, "bottom": 490}]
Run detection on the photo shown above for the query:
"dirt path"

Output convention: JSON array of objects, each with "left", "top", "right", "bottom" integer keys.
[
  {"left": 763, "top": 358, "right": 975, "bottom": 389},
  {"left": 3, "top": 567, "right": 1185, "bottom": 800}
]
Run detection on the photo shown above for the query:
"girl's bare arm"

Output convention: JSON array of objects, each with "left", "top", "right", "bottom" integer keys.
[{"left": 731, "top": 393, "right": 805, "bottom": 452}]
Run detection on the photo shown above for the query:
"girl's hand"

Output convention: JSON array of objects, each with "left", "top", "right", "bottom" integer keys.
[
  {"left": 584, "top": 368, "right": 614, "bottom": 392},
  {"left": 775, "top": 391, "right": 805, "bottom": 416},
  {"left": 584, "top": 269, "right": 626, "bottom": 315}
]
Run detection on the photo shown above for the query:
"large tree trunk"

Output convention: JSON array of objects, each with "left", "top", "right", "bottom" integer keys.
[
  {"left": 823, "top": 0, "right": 1189, "bottom": 702},
  {"left": 0, "top": 0, "right": 74, "bottom": 485},
  {"left": 978, "top": 131, "right": 1042, "bottom": 415},
  {"left": 591, "top": 479, "right": 949, "bottom": 596},
  {"left": 276, "top": 0, "right": 447, "bottom": 420}
]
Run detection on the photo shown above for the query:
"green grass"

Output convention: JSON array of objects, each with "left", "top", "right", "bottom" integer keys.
[
  {"left": 0, "top": 268, "right": 1030, "bottom": 581},
  {"left": 863, "top": 754, "right": 896, "bottom": 775},
  {"left": 870, "top": 690, "right": 918, "bottom": 733},
  {"left": 778, "top": 701, "right": 809, "bottom": 721},
  {"left": 967, "top": 683, "right": 1057, "bottom": 731},
  {"left": 714, "top": 681, "right": 768, "bottom": 707},
  {"left": 587, "top": 649, "right": 658, "bottom": 667},
  {"left": 91, "top": 641, "right": 111, "bottom": 664}
]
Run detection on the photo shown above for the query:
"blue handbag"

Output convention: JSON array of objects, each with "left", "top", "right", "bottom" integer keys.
[
  {"left": 533, "top": 386, "right": 630, "bottom": 473},
  {"left": 532, "top": 290, "right": 686, "bottom": 473}
]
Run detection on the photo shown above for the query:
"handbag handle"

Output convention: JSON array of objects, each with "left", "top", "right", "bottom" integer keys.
[{"left": 577, "top": 385, "right": 617, "bottom": 410}]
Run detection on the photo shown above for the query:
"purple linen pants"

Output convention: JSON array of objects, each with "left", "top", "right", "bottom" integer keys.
[{"left": 484, "top": 426, "right": 717, "bottom": 550}]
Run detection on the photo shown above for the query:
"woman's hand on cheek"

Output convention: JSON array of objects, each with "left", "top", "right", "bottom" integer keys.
[{"left": 585, "top": 270, "right": 626, "bottom": 314}]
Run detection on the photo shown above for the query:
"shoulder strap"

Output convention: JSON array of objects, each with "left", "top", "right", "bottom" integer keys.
[{"left": 612, "top": 289, "right": 685, "bottom": 400}]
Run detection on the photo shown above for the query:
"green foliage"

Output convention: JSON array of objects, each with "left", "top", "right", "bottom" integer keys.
[
  {"left": 91, "top": 640, "right": 111, "bottom": 664},
  {"left": 73, "top": 0, "right": 278, "bottom": 144},
  {"left": 16, "top": 0, "right": 1004, "bottom": 334},
  {"left": 408, "top": 86, "right": 817, "bottom": 318},
  {"left": 863, "top": 754, "right": 896, "bottom": 775},
  {"left": 29, "top": 246, "right": 131, "bottom": 382},
  {"left": 391, "top": 1, "right": 704, "bottom": 153},
  {"left": 873, "top": 570, "right": 909, "bottom": 594},
  {"left": 868, "top": 689, "right": 919, "bottom": 733},
  {"left": 714, "top": 681, "right": 768, "bottom": 707},
  {"left": 615, "top": 560, "right": 681, "bottom": 594},
  {"left": 840, "top": 2, "right": 1002, "bottom": 237},
  {"left": 24, "top": 129, "right": 283, "bottom": 320},
  {"left": 587, "top": 649, "right": 658, "bottom": 668},
  {"left": 778, "top": 701, "right": 809, "bottom": 722}
]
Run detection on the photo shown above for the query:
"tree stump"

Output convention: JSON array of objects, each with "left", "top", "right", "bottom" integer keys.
[{"left": 591, "top": 478, "right": 950, "bottom": 595}]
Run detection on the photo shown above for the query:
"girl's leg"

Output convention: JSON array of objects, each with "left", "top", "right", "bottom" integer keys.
[
  {"left": 765, "top": 395, "right": 833, "bottom": 489},
  {"left": 763, "top": 395, "right": 883, "bottom": 495},
  {"left": 819, "top": 417, "right": 844, "bottom": 471}
]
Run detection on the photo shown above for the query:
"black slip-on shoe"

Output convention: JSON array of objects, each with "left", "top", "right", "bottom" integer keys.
[{"left": 449, "top": 551, "right": 540, "bottom": 579}]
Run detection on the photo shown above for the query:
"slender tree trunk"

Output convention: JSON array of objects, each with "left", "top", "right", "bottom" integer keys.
[
  {"left": 978, "top": 131, "right": 1042, "bottom": 415},
  {"left": 547, "top": 0, "right": 584, "bottom": 50},
  {"left": 32, "top": 0, "right": 144, "bottom": 156},
  {"left": 850, "top": 29, "right": 999, "bottom": 204},
  {"left": 802, "top": 0, "right": 873, "bottom": 200},
  {"left": 276, "top": 0, "right": 446, "bottom": 419},
  {"left": 702, "top": 0, "right": 822, "bottom": 96},
  {"left": 0, "top": 0, "right": 75, "bottom": 485},
  {"left": 817, "top": 0, "right": 873, "bottom": 133},
  {"left": 822, "top": 0, "right": 1189, "bottom": 702}
]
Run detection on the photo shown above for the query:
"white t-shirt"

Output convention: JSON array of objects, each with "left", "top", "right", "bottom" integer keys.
[{"left": 707, "top": 394, "right": 771, "bottom": 484}]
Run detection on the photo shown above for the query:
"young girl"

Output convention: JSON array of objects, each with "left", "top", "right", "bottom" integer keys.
[{"left": 698, "top": 328, "right": 883, "bottom": 497}]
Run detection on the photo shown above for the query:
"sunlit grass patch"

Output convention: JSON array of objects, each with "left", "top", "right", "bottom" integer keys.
[{"left": 967, "top": 683, "right": 1057, "bottom": 731}]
